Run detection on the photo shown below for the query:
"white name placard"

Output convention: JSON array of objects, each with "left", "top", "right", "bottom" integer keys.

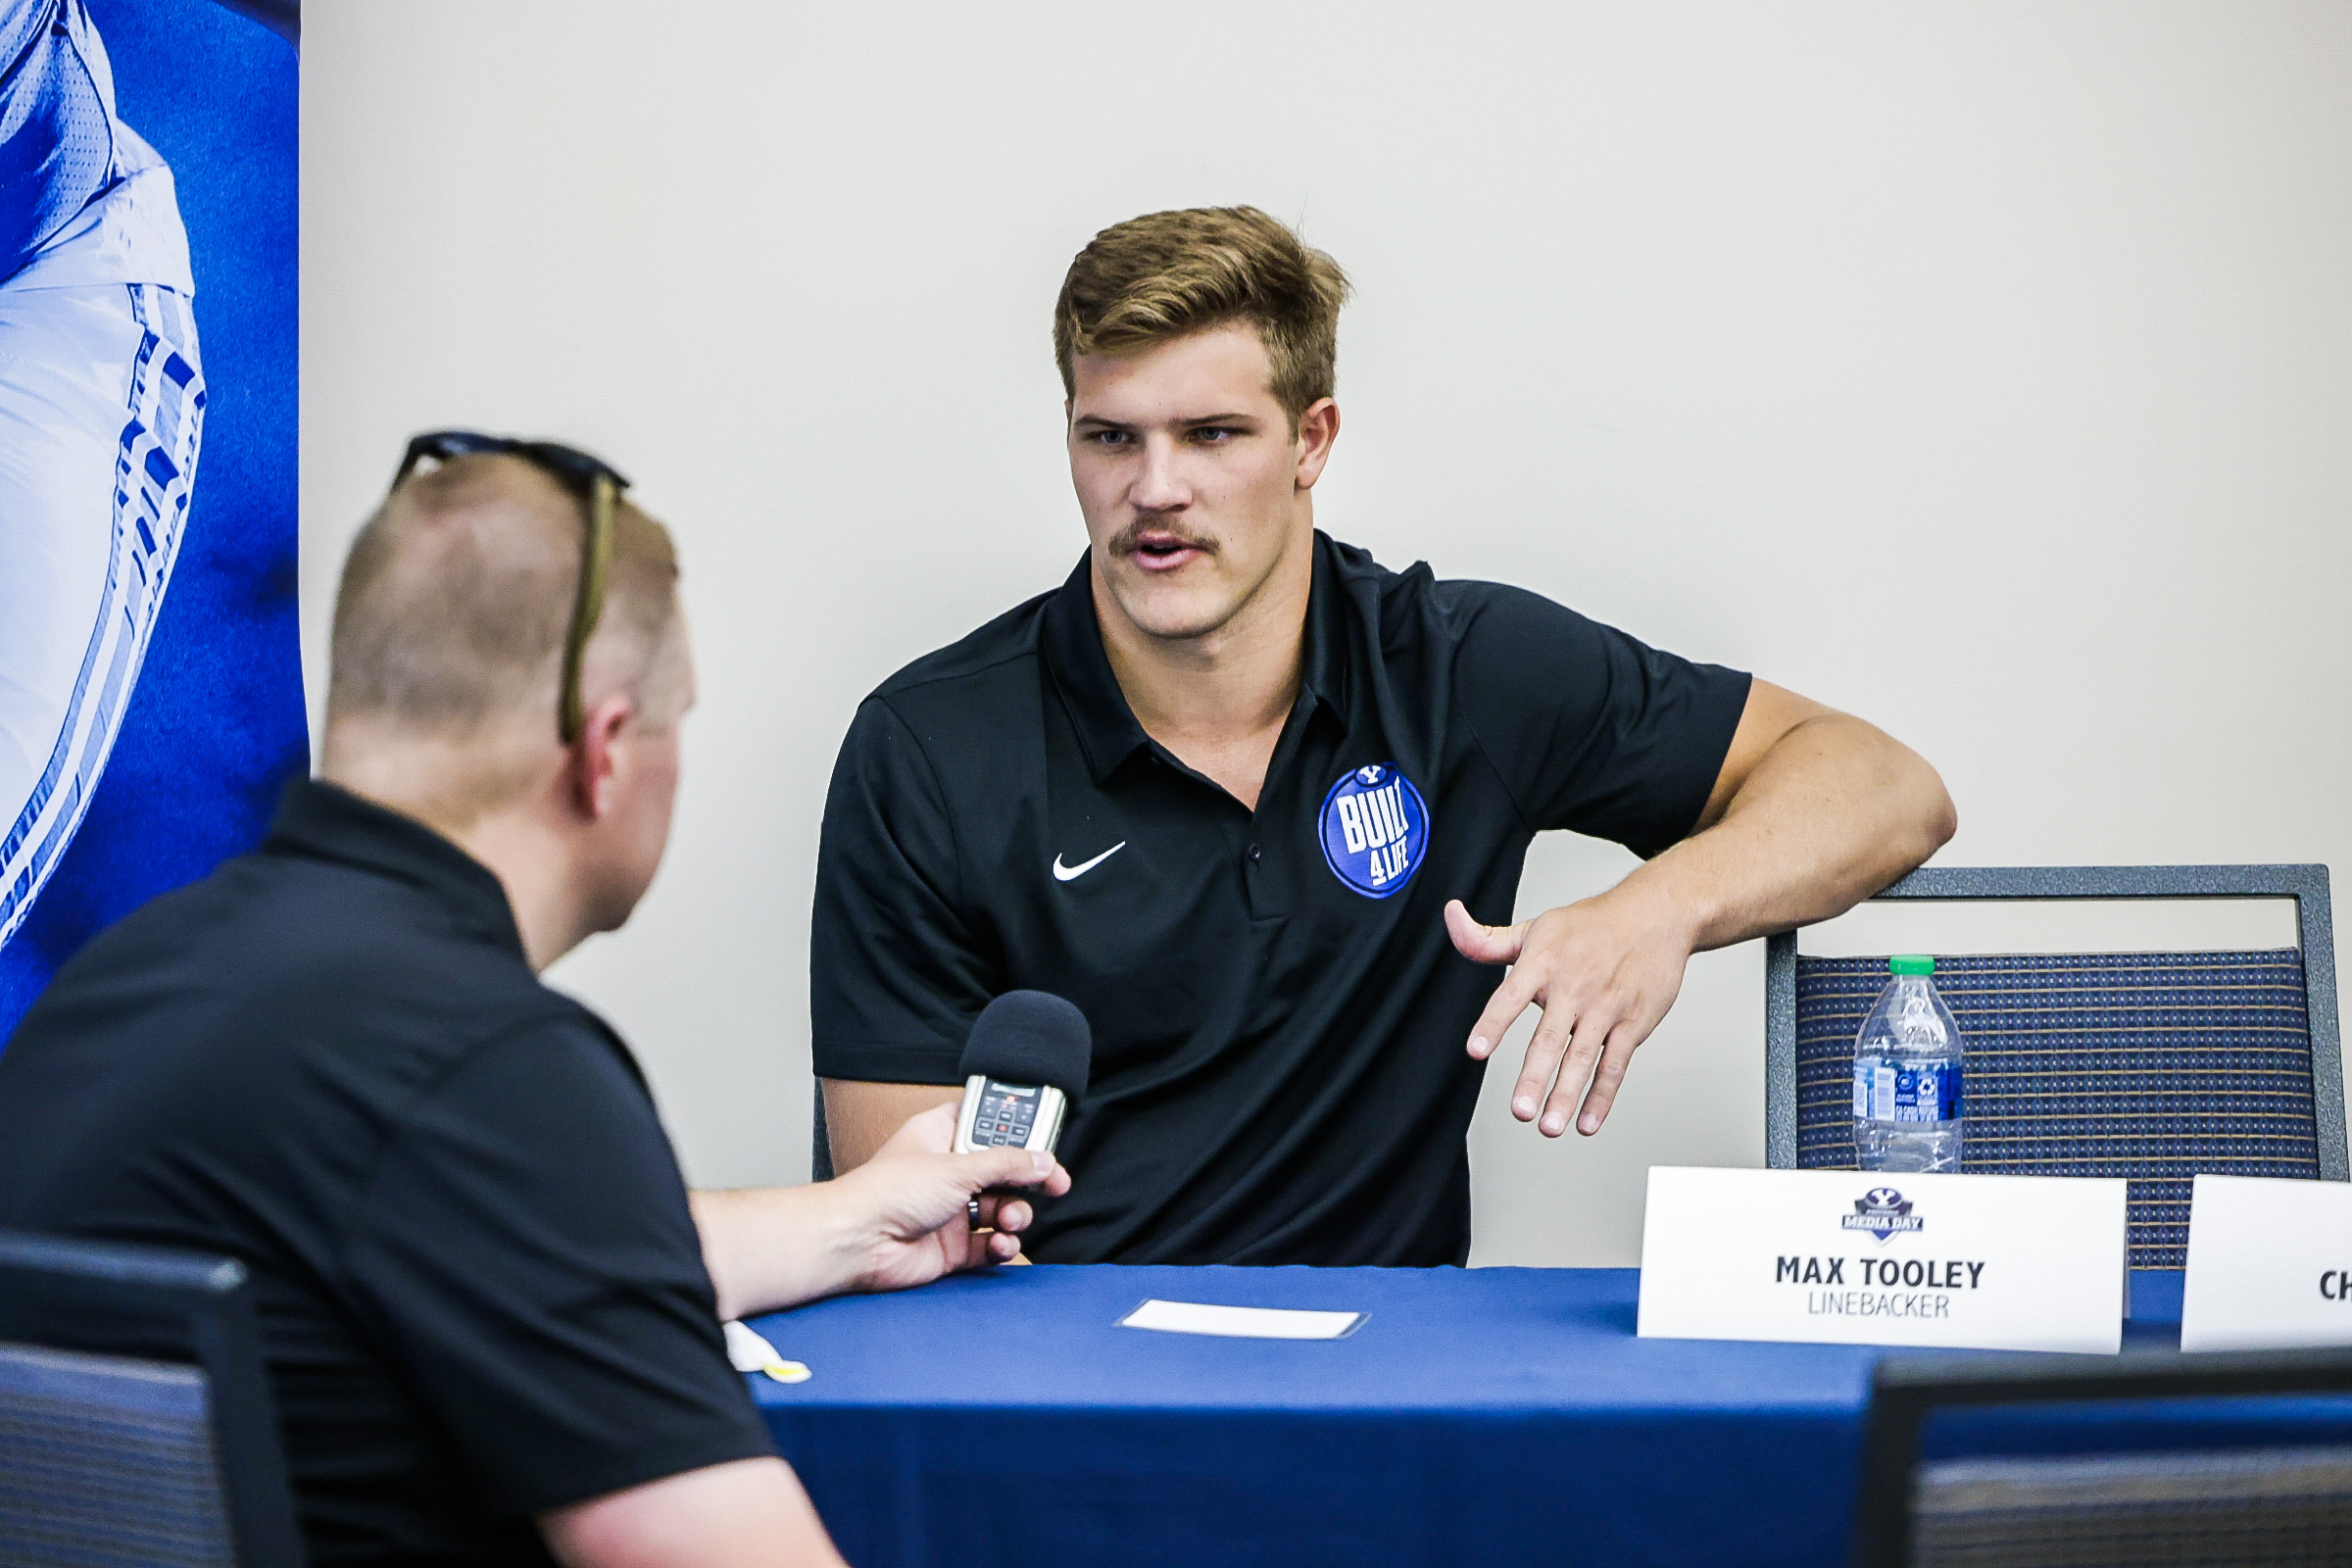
[
  {"left": 1637, "top": 1166, "right": 2129, "bottom": 1353},
  {"left": 2180, "top": 1174, "right": 2352, "bottom": 1352}
]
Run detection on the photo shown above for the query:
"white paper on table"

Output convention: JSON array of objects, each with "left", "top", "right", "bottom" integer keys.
[{"left": 1118, "top": 1298, "right": 1366, "bottom": 1340}]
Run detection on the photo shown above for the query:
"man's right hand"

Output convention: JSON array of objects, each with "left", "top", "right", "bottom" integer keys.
[
  {"left": 689, "top": 1102, "right": 1069, "bottom": 1320},
  {"left": 830, "top": 1102, "right": 1072, "bottom": 1291}
]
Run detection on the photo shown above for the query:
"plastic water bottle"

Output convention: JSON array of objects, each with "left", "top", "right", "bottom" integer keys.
[{"left": 1852, "top": 955, "right": 1964, "bottom": 1173}]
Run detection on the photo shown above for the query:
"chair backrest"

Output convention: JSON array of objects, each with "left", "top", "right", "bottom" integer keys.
[
  {"left": 0, "top": 1231, "right": 306, "bottom": 1568},
  {"left": 1766, "top": 865, "right": 2347, "bottom": 1269},
  {"left": 1853, "top": 1348, "right": 2352, "bottom": 1567},
  {"left": 0, "top": 1341, "right": 233, "bottom": 1566}
]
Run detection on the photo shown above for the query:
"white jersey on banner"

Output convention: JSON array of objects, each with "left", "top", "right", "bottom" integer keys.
[{"left": 0, "top": 0, "right": 204, "bottom": 949}]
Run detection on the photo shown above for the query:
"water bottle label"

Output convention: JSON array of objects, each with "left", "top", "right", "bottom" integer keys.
[
  {"left": 1853, "top": 1059, "right": 1960, "bottom": 1122},
  {"left": 1891, "top": 1063, "right": 1960, "bottom": 1123}
]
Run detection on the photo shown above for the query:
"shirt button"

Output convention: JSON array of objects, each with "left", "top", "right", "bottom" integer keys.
[{"left": 1248, "top": 843, "right": 1262, "bottom": 863}]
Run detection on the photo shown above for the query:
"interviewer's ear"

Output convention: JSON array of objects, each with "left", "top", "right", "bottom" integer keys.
[{"left": 568, "top": 692, "right": 636, "bottom": 819}]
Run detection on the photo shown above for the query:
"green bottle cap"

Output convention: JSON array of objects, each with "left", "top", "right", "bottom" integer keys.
[{"left": 1889, "top": 955, "right": 1935, "bottom": 976}]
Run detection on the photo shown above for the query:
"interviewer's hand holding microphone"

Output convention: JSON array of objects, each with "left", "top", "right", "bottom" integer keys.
[{"left": 690, "top": 992, "right": 1086, "bottom": 1318}]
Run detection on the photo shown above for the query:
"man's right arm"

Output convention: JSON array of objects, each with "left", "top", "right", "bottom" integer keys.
[
  {"left": 541, "top": 1458, "right": 844, "bottom": 1568},
  {"left": 821, "top": 1079, "right": 960, "bottom": 1172},
  {"left": 812, "top": 701, "right": 1002, "bottom": 1163}
]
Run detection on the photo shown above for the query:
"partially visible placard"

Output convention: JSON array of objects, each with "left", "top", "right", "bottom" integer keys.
[
  {"left": 1637, "top": 1167, "right": 2129, "bottom": 1353},
  {"left": 2180, "top": 1174, "right": 2352, "bottom": 1352}
]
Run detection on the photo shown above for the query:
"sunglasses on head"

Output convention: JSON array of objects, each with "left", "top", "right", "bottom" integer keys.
[{"left": 391, "top": 431, "right": 633, "bottom": 744}]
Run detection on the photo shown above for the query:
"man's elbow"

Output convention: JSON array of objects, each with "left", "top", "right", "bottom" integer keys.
[
  {"left": 1894, "top": 747, "right": 1958, "bottom": 868},
  {"left": 1926, "top": 777, "right": 1959, "bottom": 853}
]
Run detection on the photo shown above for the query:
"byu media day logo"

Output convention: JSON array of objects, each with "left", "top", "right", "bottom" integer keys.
[
  {"left": 1842, "top": 1187, "right": 1925, "bottom": 1242},
  {"left": 1318, "top": 763, "right": 1430, "bottom": 900}
]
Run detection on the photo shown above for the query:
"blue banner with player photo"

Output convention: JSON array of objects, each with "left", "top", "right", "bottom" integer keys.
[{"left": 0, "top": 0, "right": 303, "bottom": 1041}]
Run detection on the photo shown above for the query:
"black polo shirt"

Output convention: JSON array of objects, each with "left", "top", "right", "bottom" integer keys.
[
  {"left": 812, "top": 532, "right": 1750, "bottom": 1266},
  {"left": 0, "top": 781, "right": 773, "bottom": 1566}
]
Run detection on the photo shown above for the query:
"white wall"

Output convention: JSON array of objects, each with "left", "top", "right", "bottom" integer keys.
[{"left": 300, "top": 1, "right": 2352, "bottom": 1265}]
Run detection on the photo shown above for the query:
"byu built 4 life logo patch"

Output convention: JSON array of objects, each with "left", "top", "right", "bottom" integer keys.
[{"left": 1319, "top": 763, "right": 1430, "bottom": 899}]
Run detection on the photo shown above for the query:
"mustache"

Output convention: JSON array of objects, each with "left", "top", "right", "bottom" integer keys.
[{"left": 1108, "top": 517, "right": 1219, "bottom": 557}]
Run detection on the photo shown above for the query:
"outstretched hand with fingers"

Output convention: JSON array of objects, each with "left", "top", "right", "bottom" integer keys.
[{"left": 1445, "top": 892, "right": 1696, "bottom": 1137}]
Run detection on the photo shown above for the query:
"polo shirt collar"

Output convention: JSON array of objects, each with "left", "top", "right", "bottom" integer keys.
[
  {"left": 1041, "top": 533, "right": 1350, "bottom": 787},
  {"left": 265, "top": 778, "right": 528, "bottom": 958}
]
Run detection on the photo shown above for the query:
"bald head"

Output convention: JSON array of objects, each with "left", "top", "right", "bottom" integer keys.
[{"left": 325, "top": 453, "right": 685, "bottom": 819}]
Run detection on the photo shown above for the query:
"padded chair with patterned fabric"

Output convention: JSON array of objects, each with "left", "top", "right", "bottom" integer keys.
[
  {"left": 1852, "top": 1348, "right": 2352, "bottom": 1567},
  {"left": 0, "top": 1230, "right": 305, "bottom": 1568},
  {"left": 1766, "top": 865, "right": 2348, "bottom": 1269}
]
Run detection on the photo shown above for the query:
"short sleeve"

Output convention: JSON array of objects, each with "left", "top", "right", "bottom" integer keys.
[
  {"left": 809, "top": 696, "right": 1001, "bottom": 1084},
  {"left": 1448, "top": 584, "right": 1751, "bottom": 857},
  {"left": 342, "top": 1021, "right": 773, "bottom": 1519}
]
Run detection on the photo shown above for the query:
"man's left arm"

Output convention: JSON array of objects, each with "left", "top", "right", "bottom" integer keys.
[{"left": 1446, "top": 678, "right": 1956, "bottom": 1138}]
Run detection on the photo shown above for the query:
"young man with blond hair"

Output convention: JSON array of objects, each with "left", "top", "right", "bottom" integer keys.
[
  {"left": 0, "top": 437, "right": 1067, "bottom": 1566},
  {"left": 813, "top": 207, "right": 1956, "bottom": 1267}
]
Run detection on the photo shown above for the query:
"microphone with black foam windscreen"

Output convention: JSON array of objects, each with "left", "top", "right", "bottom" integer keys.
[{"left": 952, "top": 990, "right": 1091, "bottom": 1160}]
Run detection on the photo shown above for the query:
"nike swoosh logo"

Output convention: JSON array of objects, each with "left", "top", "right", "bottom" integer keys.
[{"left": 1053, "top": 842, "right": 1127, "bottom": 882}]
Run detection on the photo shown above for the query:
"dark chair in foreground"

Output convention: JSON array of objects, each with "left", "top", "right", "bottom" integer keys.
[
  {"left": 1853, "top": 1348, "right": 2352, "bottom": 1567},
  {"left": 0, "top": 1230, "right": 305, "bottom": 1567},
  {"left": 1767, "top": 864, "right": 2348, "bottom": 1268}
]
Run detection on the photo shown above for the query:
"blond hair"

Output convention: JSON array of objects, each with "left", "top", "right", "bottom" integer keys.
[
  {"left": 1054, "top": 206, "right": 1351, "bottom": 427},
  {"left": 325, "top": 454, "right": 683, "bottom": 808}
]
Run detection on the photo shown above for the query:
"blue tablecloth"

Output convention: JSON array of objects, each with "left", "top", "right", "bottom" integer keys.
[{"left": 745, "top": 1266, "right": 2352, "bottom": 1568}]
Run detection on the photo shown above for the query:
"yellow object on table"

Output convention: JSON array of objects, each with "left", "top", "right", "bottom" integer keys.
[{"left": 723, "top": 1319, "right": 811, "bottom": 1384}]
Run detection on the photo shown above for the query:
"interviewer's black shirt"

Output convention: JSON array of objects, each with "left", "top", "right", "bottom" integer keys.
[
  {"left": 0, "top": 781, "right": 773, "bottom": 1566},
  {"left": 812, "top": 533, "right": 1750, "bottom": 1266}
]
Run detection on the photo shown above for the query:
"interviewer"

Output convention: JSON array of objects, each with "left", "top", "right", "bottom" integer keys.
[{"left": 0, "top": 436, "right": 1058, "bottom": 1566}]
